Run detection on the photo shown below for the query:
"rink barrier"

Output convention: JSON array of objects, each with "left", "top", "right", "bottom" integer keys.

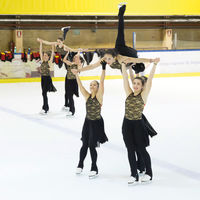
[{"left": 0, "top": 72, "right": 200, "bottom": 83}]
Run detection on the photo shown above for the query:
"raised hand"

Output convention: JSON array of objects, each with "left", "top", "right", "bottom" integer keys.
[
  {"left": 154, "top": 58, "right": 160, "bottom": 64},
  {"left": 100, "top": 60, "right": 107, "bottom": 70},
  {"left": 37, "top": 38, "right": 42, "bottom": 42}
]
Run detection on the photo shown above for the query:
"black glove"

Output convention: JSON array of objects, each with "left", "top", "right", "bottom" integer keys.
[
  {"left": 132, "top": 63, "right": 145, "bottom": 74},
  {"left": 101, "top": 60, "right": 107, "bottom": 70}
]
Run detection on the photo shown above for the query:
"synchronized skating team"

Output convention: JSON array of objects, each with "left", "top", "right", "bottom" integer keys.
[{"left": 36, "top": 4, "right": 160, "bottom": 185}]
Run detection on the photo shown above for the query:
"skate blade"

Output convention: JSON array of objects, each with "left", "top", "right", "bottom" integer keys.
[
  {"left": 76, "top": 172, "right": 82, "bottom": 175},
  {"left": 128, "top": 181, "right": 139, "bottom": 186},
  {"left": 89, "top": 174, "right": 98, "bottom": 179},
  {"left": 141, "top": 180, "right": 152, "bottom": 185}
]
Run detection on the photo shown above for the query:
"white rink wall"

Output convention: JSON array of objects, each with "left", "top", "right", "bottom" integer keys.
[
  {"left": 0, "top": 50, "right": 200, "bottom": 79},
  {"left": 54, "top": 49, "right": 200, "bottom": 77}
]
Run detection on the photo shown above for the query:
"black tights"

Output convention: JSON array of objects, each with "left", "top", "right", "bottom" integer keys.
[
  {"left": 127, "top": 146, "right": 152, "bottom": 180},
  {"left": 115, "top": 5, "right": 138, "bottom": 58},
  {"left": 41, "top": 76, "right": 49, "bottom": 112},
  {"left": 65, "top": 78, "right": 75, "bottom": 115},
  {"left": 78, "top": 143, "right": 98, "bottom": 172}
]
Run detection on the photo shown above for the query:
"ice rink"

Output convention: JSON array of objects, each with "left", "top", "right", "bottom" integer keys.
[{"left": 0, "top": 76, "right": 200, "bottom": 200}]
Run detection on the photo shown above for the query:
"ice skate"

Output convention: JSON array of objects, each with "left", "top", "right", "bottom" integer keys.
[
  {"left": 62, "top": 106, "right": 69, "bottom": 111},
  {"left": 140, "top": 174, "right": 152, "bottom": 183},
  {"left": 66, "top": 110, "right": 73, "bottom": 116},
  {"left": 88, "top": 171, "right": 98, "bottom": 179},
  {"left": 61, "top": 26, "right": 71, "bottom": 32},
  {"left": 39, "top": 109, "right": 47, "bottom": 115},
  {"left": 128, "top": 176, "right": 139, "bottom": 186},
  {"left": 76, "top": 167, "right": 83, "bottom": 175},
  {"left": 118, "top": 2, "right": 127, "bottom": 9}
]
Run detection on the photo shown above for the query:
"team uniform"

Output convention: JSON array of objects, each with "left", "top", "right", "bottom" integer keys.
[
  {"left": 40, "top": 61, "right": 57, "bottom": 113},
  {"left": 77, "top": 95, "right": 108, "bottom": 175}
]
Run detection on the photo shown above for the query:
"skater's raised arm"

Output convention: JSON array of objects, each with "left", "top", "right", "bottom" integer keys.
[
  {"left": 72, "top": 70, "right": 90, "bottom": 100},
  {"left": 49, "top": 45, "right": 54, "bottom": 64},
  {"left": 142, "top": 58, "right": 160, "bottom": 104},
  {"left": 39, "top": 41, "right": 43, "bottom": 62},
  {"left": 122, "top": 63, "right": 133, "bottom": 98},
  {"left": 63, "top": 51, "right": 72, "bottom": 66},
  {"left": 96, "top": 68, "right": 106, "bottom": 105},
  {"left": 129, "top": 67, "right": 136, "bottom": 84}
]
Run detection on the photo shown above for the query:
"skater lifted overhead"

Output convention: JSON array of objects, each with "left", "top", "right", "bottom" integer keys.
[{"left": 75, "top": 3, "right": 156, "bottom": 74}]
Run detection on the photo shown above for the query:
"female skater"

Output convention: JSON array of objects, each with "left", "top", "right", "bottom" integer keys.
[
  {"left": 38, "top": 41, "right": 57, "bottom": 114},
  {"left": 62, "top": 51, "right": 84, "bottom": 115},
  {"left": 129, "top": 66, "right": 158, "bottom": 175},
  {"left": 71, "top": 63, "right": 108, "bottom": 178},
  {"left": 121, "top": 57, "right": 160, "bottom": 185},
  {"left": 75, "top": 4, "right": 155, "bottom": 74}
]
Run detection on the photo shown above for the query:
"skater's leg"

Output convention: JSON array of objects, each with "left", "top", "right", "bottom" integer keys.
[
  {"left": 139, "top": 148, "right": 152, "bottom": 179},
  {"left": 61, "top": 26, "right": 71, "bottom": 40},
  {"left": 69, "top": 93, "right": 75, "bottom": 115},
  {"left": 136, "top": 151, "right": 145, "bottom": 173},
  {"left": 64, "top": 76, "right": 69, "bottom": 107},
  {"left": 127, "top": 146, "right": 139, "bottom": 180},
  {"left": 115, "top": 5, "right": 126, "bottom": 48},
  {"left": 89, "top": 147, "right": 98, "bottom": 172},
  {"left": 41, "top": 77, "right": 49, "bottom": 112},
  {"left": 77, "top": 142, "right": 89, "bottom": 169}
]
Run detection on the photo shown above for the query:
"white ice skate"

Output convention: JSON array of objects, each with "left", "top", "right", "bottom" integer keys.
[
  {"left": 128, "top": 176, "right": 138, "bottom": 186},
  {"left": 140, "top": 174, "right": 152, "bottom": 183},
  {"left": 88, "top": 171, "right": 98, "bottom": 179},
  {"left": 39, "top": 109, "right": 47, "bottom": 115},
  {"left": 118, "top": 2, "right": 127, "bottom": 8},
  {"left": 66, "top": 111, "right": 73, "bottom": 116},
  {"left": 61, "top": 26, "right": 71, "bottom": 32},
  {"left": 76, "top": 167, "right": 83, "bottom": 175},
  {"left": 62, "top": 106, "right": 69, "bottom": 111}
]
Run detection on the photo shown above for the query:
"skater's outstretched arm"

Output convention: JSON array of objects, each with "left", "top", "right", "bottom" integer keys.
[
  {"left": 77, "top": 58, "right": 103, "bottom": 73},
  {"left": 37, "top": 38, "right": 57, "bottom": 46},
  {"left": 96, "top": 69, "right": 106, "bottom": 105},
  {"left": 0, "top": 72, "right": 8, "bottom": 77},
  {"left": 63, "top": 45, "right": 85, "bottom": 53},
  {"left": 141, "top": 58, "right": 160, "bottom": 104},
  {"left": 71, "top": 70, "right": 90, "bottom": 100},
  {"left": 122, "top": 63, "right": 133, "bottom": 98},
  {"left": 118, "top": 55, "right": 155, "bottom": 64}
]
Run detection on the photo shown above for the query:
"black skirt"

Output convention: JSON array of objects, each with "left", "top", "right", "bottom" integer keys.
[
  {"left": 122, "top": 117, "right": 149, "bottom": 150},
  {"left": 142, "top": 114, "right": 158, "bottom": 137},
  {"left": 41, "top": 76, "right": 57, "bottom": 92},
  {"left": 81, "top": 117, "right": 108, "bottom": 147},
  {"left": 65, "top": 77, "right": 79, "bottom": 97}
]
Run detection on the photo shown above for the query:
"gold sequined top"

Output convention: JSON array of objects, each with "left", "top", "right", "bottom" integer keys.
[
  {"left": 56, "top": 45, "right": 67, "bottom": 56},
  {"left": 125, "top": 93, "right": 144, "bottom": 120},
  {"left": 40, "top": 61, "right": 50, "bottom": 76},
  {"left": 110, "top": 60, "right": 122, "bottom": 70},
  {"left": 110, "top": 60, "right": 130, "bottom": 70},
  {"left": 67, "top": 64, "right": 78, "bottom": 79},
  {"left": 86, "top": 95, "right": 101, "bottom": 120}
]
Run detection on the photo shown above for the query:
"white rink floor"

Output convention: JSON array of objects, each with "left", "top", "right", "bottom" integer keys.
[{"left": 0, "top": 77, "right": 200, "bottom": 200}]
